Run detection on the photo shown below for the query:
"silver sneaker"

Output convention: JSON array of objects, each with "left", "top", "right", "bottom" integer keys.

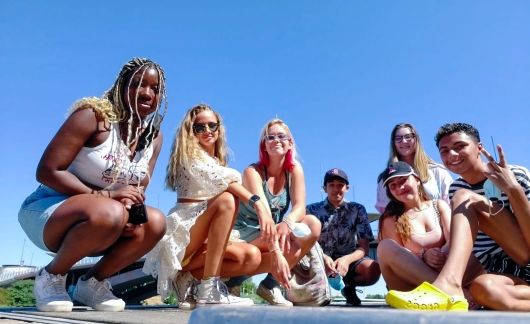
[
  {"left": 196, "top": 277, "right": 254, "bottom": 306},
  {"left": 173, "top": 271, "right": 198, "bottom": 310},
  {"left": 256, "top": 282, "right": 293, "bottom": 307},
  {"left": 74, "top": 277, "right": 125, "bottom": 311},
  {"left": 34, "top": 268, "right": 73, "bottom": 312}
]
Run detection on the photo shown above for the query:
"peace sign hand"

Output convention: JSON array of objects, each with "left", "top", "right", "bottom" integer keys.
[{"left": 480, "top": 145, "right": 518, "bottom": 192}]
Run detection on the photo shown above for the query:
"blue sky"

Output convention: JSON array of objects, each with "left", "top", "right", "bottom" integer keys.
[{"left": 2, "top": 1, "right": 530, "bottom": 297}]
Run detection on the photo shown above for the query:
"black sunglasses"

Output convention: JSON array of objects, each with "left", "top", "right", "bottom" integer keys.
[{"left": 193, "top": 122, "right": 220, "bottom": 134}]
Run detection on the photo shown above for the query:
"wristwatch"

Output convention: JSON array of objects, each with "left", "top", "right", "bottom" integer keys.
[{"left": 248, "top": 194, "right": 261, "bottom": 208}]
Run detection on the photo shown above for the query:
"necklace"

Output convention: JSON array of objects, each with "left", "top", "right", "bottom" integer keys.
[
  {"left": 405, "top": 202, "right": 429, "bottom": 220},
  {"left": 405, "top": 210, "right": 420, "bottom": 220}
]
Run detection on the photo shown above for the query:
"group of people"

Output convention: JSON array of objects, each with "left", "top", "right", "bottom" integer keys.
[{"left": 18, "top": 57, "right": 530, "bottom": 313}]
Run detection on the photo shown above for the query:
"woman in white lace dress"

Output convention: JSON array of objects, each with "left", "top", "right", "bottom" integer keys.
[{"left": 143, "top": 104, "right": 270, "bottom": 308}]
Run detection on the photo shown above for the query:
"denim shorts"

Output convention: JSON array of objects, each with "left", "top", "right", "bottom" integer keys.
[{"left": 18, "top": 184, "right": 68, "bottom": 252}]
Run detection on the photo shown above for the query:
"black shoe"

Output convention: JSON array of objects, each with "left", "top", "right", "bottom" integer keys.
[{"left": 341, "top": 286, "right": 361, "bottom": 306}]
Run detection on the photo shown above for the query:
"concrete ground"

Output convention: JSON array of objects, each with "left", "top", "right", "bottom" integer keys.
[{"left": 2, "top": 301, "right": 530, "bottom": 324}]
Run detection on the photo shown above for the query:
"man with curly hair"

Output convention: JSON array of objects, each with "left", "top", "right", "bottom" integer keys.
[{"left": 386, "top": 122, "right": 530, "bottom": 311}]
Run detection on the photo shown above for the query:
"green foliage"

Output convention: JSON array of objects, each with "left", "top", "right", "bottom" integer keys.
[
  {"left": 239, "top": 279, "right": 256, "bottom": 296},
  {"left": 163, "top": 292, "right": 177, "bottom": 305},
  {"left": 365, "top": 293, "right": 385, "bottom": 299},
  {"left": 0, "top": 288, "right": 9, "bottom": 306},
  {"left": 239, "top": 279, "right": 267, "bottom": 304},
  {"left": 7, "top": 280, "right": 36, "bottom": 306}
]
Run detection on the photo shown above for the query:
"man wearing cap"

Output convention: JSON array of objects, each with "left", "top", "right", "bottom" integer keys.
[{"left": 306, "top": 168, "right": 380, "bottom": 306}]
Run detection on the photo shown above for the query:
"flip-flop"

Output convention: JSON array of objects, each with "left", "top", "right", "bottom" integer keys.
[{"left": 386, "top": 282, "right": 468, "bottom": 312}]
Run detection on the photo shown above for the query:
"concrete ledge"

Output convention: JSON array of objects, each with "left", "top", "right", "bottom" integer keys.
[{"left": 189, "top": 305, "right": 530, "bottom": 324}]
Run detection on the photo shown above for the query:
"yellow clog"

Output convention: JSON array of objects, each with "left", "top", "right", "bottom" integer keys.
[{"left": 386, "top": 282, "right": 468, "bottom": 312}]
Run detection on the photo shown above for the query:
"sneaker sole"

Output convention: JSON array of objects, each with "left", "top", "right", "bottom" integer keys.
[
  {"left": 36, "top": 302, "right": 73, "bottom": 312},
  {"left": 92, "top": 304, "right": 125, "bottom": 312},
  {"left": 257, "top": 291, "right": 292, "bottom": 306},
  {"left": 178, "top": 302, "right": 196, "bottom": 310},
  {"left": 196, "top": 301, "right": 254, "bottom": 307}
]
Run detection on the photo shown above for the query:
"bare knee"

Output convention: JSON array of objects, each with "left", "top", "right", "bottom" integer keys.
[
  {"left": 242, "top": 245, "right": 262, "bottom": 270},
  {"left": 214, "top": 192, "right": 237, "bottom": 214},
  {"left": 86, "top": 201, "right": 126, "bottom": 231},
  {"left": 144, "top": 207, "right": 167, "bottom": 240},
  {"left": 470, "top": 275, "right": 512, "bottom": 310},
  {"left": 303, "top": 214, "right": 321, "bottom": 240},
  {"left": 358, "top": 260, "right": 381, "bottom": 285},
  {"left": 377, "top": 239, "right": 401, "bottom": 265},
  {"left": 451, "top": 189, "right": 486, "bottom": 211}
]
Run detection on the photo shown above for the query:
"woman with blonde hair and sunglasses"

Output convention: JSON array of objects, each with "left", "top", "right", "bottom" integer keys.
[
  {"left": 375, "top": 123, "right": 453, "bottom": 214},
  {"left": 225, "top": 118, "right": 321, "bottom": 306},
  {"left": 144, "top": 104, "right": 267, "bottom": 309}
]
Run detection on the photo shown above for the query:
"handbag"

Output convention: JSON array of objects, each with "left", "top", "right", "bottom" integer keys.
[{"left": 285, "top": 242, "right": 331, "bottom": 306}]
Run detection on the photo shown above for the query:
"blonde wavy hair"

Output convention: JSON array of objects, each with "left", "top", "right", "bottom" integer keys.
[
  {"left": 378, "top": 175, "right": 429, "bottom": 243},
  {"left": 388, "top": 123, "right": 433, "bottom": 183},
  {"left": 166, "top": 104, "right": 229, "bottom": 190}
]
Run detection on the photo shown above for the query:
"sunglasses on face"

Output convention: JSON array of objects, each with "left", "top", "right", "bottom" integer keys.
[
  {"left": 264, "top": 133, "right": 290, "bottom": 142},
  {"left": 193, "top": 122, "right": 220, "bottom": 134},
  {"left": 394, "top": 133, "right": 416, "bottom": 143}
]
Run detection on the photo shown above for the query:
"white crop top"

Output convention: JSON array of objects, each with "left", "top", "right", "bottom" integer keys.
[
  {"left": 68, "top": 123, "right": 153, "bottom": 189},
  {"left": 173, "top": 150, "right": 241, "bottom": 200}
]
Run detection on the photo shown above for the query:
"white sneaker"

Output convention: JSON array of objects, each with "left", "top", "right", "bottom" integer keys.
[
  {"left": 173, "top": 271, "right": 198, "bottom": 310},
  {"left": 256, "top": 282, "right": 293, "bottom": 307},
  {"left": 34, "top": 268, "right": 73, "bottom": 312},
  {"left": 196, "top": 277, "right": 254, "bottom": 307},
  {"left": 74, "top": 277, "right": 125, "bottom": 311}
]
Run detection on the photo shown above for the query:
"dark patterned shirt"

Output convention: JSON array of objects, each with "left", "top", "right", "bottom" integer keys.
[{"left": 306, "top": 199, "right": 373, "bottom": 259}]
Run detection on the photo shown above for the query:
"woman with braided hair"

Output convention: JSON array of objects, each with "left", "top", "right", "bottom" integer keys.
[{"left": 18, "top": 58, "right": 168, "bottom": 312}]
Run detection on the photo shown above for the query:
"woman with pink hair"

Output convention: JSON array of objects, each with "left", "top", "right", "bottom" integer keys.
[{"left": 227, "top": 118, "right": 321, "bottom": 306}]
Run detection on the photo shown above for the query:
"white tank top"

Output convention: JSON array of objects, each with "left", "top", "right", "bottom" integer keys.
[{"left": 68, "top": 123, "right": 153, "bottom": 189}]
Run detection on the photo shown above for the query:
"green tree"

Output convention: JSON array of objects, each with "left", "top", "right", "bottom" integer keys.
[
  {"left": 365, "top": 293, "right": 385, "bottom": 299},
  {"left": 0, "top": 287, "right": 9, "bottom": 306},
  {"left": 240, "top": 279, "right": 256, "bottom": 296},
  {"left": 7, "top": 280, "right": 35, "bottom": 306}
]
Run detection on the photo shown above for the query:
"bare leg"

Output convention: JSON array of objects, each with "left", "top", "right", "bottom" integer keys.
[
  {"left": 248, "top": 215, "right": 321, "bottom": 276},
  {"left": 43, "top": 195, "right": 166, "bottom": 280},
  {"left": 43, "top": 195, "right": 129, "bottom": 275},
  {"left": 378, "top": 239, "right": 438, "bottom": 290},
  {"left": 86, "top": 207, "right": 166, "bottom": 280},
  {"left": 185, "top": 242, "right": 262, "bottom": 278},
  {"left": 433, "top": 189, "right": 527, "bottom": 297},
  {"left": 470, "top": 274, "right": 530, "bottom": 311},
  {"left": 346, "top": 259, "right": 380, "bottom": 287},
  {"left": 182, "top": 192, "right": 239, "bottom": 279}
]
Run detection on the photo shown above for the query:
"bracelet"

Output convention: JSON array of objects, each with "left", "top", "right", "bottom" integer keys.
[
  {"left": 269, "top": 240, "right": 280, "bottom": 252},
  {"left": 282, "top": 218, "right": 295, "bottom": 231}
]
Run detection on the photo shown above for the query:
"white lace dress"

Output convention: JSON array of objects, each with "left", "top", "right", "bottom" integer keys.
[{"left": 143, "top": 151, "right": 241, "bottom": 299}]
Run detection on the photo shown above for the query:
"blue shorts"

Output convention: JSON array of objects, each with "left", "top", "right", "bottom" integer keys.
[{"left": 18, "top": 185, "right": 68, "bottom": 252}]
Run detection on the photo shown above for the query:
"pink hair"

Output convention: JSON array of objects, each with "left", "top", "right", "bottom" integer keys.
[{"left": 257, "top": 119, "right": 297, "bottom": 172}]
